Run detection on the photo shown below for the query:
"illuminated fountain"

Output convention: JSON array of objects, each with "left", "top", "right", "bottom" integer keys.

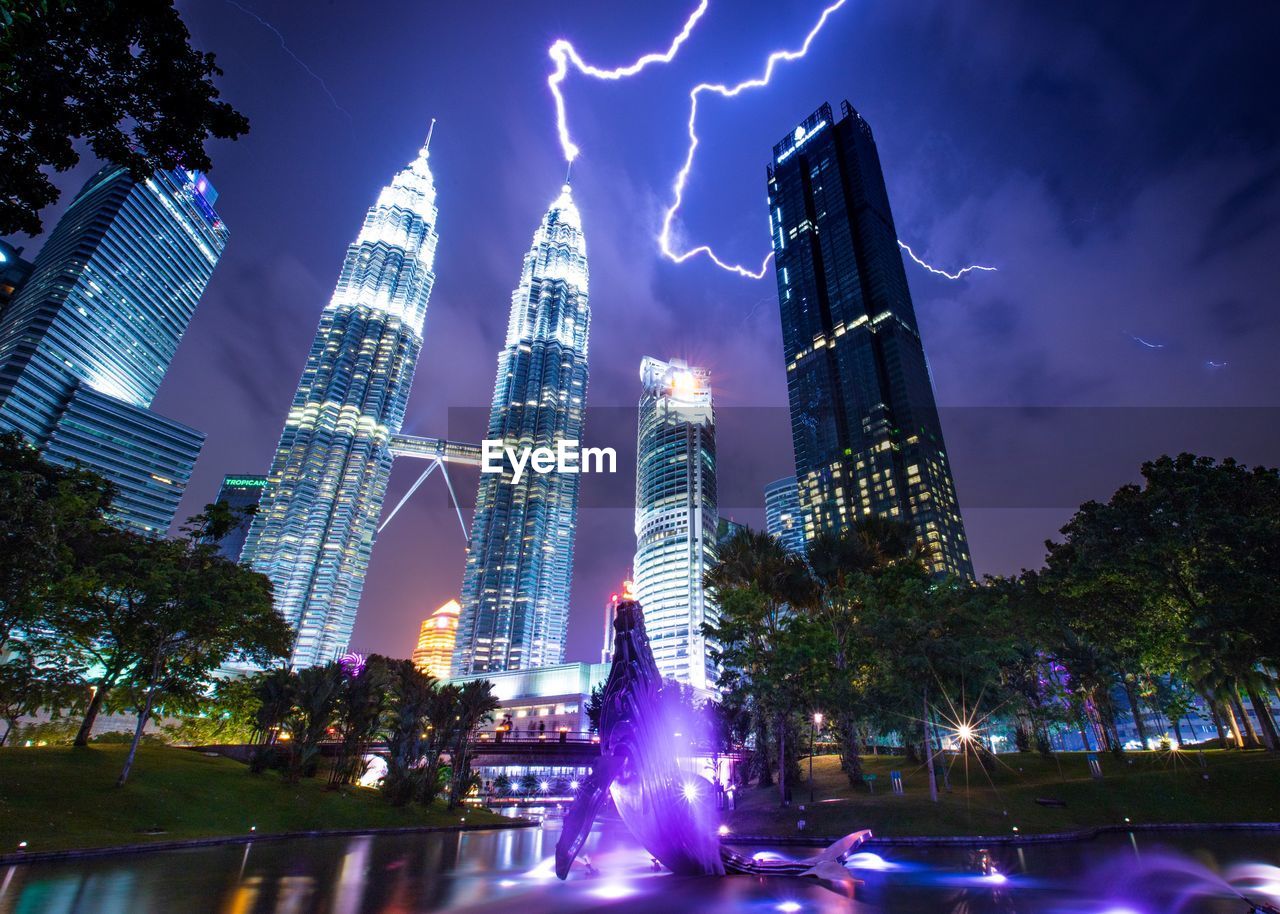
[{"left": 555, "top": 598, "right": 871, "bottom": 881}]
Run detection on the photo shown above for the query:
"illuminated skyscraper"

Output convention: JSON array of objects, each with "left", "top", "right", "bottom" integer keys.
[
  {"left": 412, "top": 599, "right": 460, "bottom": 680},
  {"left": 764, "top": 476, "right": 805, "bottom": 554},
  {"left": 454, "top": 184, "right": 589, "bottom": 675},
  {"left": 243, "top": 137, "right": 440, "bottom": 669},
  {"left": 632, "top": 357, "right": 718, "bottom": 690},
  {"left": 0, "top": 166, "right": 225, "bottom": 534},
  {"left": 768, "top": 102, "right": 972, "bottom": 578}
]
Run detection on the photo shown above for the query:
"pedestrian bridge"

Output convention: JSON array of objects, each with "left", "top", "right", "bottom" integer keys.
[{"left": 317, "top": 730, "right": 603, "bottom": 768}]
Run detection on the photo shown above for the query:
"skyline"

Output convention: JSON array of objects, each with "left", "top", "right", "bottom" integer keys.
[{"left": 10, "top": 0, "right": 1280, "bottom": 665}]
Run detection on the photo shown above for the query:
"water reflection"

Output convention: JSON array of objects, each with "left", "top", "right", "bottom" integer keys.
[{"left": 1, "top": 825, "right": 1278, "bottom": 913}]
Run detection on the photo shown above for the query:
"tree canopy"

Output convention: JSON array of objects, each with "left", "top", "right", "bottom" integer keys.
[{"left": 0, "top": 0, "right": 249, "bottom": 235}]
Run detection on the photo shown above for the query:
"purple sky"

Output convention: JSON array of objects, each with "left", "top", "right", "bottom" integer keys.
[{"left": 18, "top": 0, "right": 1280, "bottom": 663}]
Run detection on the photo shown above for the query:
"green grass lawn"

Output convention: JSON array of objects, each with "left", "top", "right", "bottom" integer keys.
[
  {"left": 0, "top": 745, "right": 511, "bottom": 854},
  {"left": 728, "top": 749, "right": 1280, "bottom": 838}
]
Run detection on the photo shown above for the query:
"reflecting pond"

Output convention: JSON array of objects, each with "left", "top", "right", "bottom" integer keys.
[{"left": 3, "top": 820, "right": 1279, "bottom": 913}]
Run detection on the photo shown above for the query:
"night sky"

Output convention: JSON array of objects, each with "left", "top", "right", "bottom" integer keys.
[{"left": 18, "top": 1, "right": 1280, "bottom": 663}]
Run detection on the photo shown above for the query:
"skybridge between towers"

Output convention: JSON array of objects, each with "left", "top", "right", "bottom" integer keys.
[{"left": 379, "top": 433, "right": 483, "bottom": 543}]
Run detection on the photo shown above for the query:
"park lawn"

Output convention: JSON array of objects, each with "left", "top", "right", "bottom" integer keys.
[
  {"left": 0, "top": 745, "right": 510, "bottom": 854},
  {"left": 727, "top": 749, "right": 1280, "bottom": 839}
]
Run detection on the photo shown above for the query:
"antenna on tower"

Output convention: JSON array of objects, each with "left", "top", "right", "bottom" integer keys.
[
  {"left": 564, "top": 159, "right": 573, "bottom": 185},
  {"left": 425, "top": 117, "right": 437, "bottom": 152}
]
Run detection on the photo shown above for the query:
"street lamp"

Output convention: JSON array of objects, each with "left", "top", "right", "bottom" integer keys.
[{"left": 810, "top": 712, "right": 823, "bottom": 804}]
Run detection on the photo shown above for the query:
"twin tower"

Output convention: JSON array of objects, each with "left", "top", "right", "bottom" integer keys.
[
  {"left": 242, "top": 136, "right": 588, "bottom": 672},
  {"left": 248, "top": 99, "right": 977, "bottom": 675}
]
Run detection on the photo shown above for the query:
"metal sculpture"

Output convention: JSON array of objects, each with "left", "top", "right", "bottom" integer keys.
[
  {"left": 556, "top": 598, "right": 723, "bottom": 877},
  {"left": 555, "top": 598, "right": 870, "bottom": 880}
]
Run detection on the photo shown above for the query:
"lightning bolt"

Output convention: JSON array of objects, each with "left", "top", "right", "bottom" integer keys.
[
  {"left": 548, "top": 0, "right": 997, "bottom": 283},
  {"left": 1125, "top": 332, "right": 1166, "bottom": 350},
  {"left": 225, "top": 0, "right": 352, "bottom": 121},
  {"left": 897, "top": 241, "right": 998, "bottom": 281},
  {"left": 547, "top": 0, "right": 711, "bottom": 163},
  {"left": 657, "top": 0, "right": 852, "bottom": 279}
]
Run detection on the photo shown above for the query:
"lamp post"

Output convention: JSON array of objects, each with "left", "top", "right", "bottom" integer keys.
[{"left": 810, "top": 712, "right": 823, "bottom": 804}]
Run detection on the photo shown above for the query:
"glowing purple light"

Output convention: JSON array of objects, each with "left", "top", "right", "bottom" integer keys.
[
  {"left": 338, "top": 652, "right": 367, "bottom": 677},
  {"left": 591, "top": 882, "right": 637, "bottom": 900}
]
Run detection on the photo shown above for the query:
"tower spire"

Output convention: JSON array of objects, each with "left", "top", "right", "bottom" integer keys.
[{"left": 424, "top": 117, "right": 437, "bottom": 153}]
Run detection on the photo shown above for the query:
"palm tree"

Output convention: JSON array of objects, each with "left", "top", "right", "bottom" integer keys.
[
  {"left": 1186, "top": 628, "right": 1278, "bottom": 750},
  {"left": 447, "top": 680, "right": 499, "bottom": 807},
  {"left": 248, "top": 667, "right": 296, "bottom": 773},
  {"left": 1055, "top": 630, "right": 1124, "bottom": 753},
  {"left": 382, "top": 660, "right": 437, "bottom": 805},
  {"left": 282, "top": 663, "right": 342, "bottom": 782},
  {"left": 329, "top": 656, "right": 391, "bottom": 786},
  {"left": 419, "top": 683, "right": 460, "bottom": 805}
]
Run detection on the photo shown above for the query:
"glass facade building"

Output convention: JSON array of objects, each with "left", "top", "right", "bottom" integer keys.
[
  {"left": 212, "top": 473, "right": 268, "bottom": 562},
  {"left": 632, "top": 357, "right": 718, "bottom": 691},
  {"left": 764, "top": 475, "right": 805, "bottom": 554},
  {"left": 716, "top": 516, "right": 747, "bottom": 546},
  {"left": 0, "top": 165, "right": 224, "bottom": 534},
  {"left": 768, "top": 102, "right": 973, "bottom": 578},
  {"left": 243, "top": 140, "right": 440, "bottom": 670},
  {"left": 454, "top": 184, "right": 590, "bottom": 675}
]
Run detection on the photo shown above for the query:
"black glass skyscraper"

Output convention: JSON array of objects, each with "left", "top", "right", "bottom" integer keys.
[{"left": 768, "top": 101, "right": 972, "bottom": 579}]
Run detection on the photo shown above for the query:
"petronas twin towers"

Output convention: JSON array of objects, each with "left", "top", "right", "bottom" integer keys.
[
  {"left": 455, "top": 184, "right": 589, "bottom": 674},
  {"left": 244, "top": 134, "right": 588, "bottom": 671}
]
